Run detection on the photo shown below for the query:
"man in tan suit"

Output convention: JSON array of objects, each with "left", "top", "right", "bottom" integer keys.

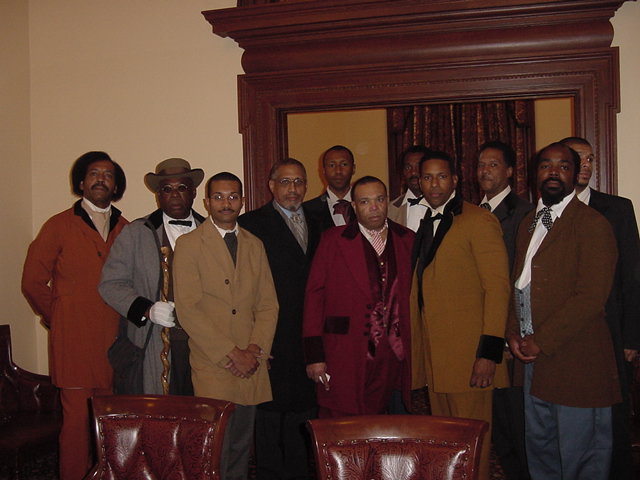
[
  {"left": 174, "top": 172, "right": 278, "bottom": 480},
  {"left": 411, "top": 151, "right": 510, "bottom": 480}
]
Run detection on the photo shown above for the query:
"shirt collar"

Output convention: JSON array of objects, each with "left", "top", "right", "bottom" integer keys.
[
  {"left": 163, "top": 211, "right": 195, "bottom": 225},
  {"left": 536, "top": 190, "right": 576, "bottom": 219},
  {"left": 358, "top": 219, "right": 388, "bottom": 242},
  {"left": 273, "top": 200, "right": 304, "bottom": 219},
  {"left": 420, "top": 191, "right": 457, "bottom": 215},
  {"left": 480, "top": 185, "right": 511, "bottom": 211},
  {"left": 326, "top": 188, "right": 352, "bottom": 204},
  {"left": 576, "top": 186, "right": 591, "bottom": 205},
  {"left": 210, "top": 217, "right": 238, "bottom": 236},
  {"left": 82, "top": 197, "right": 111, "bottom": 213}
]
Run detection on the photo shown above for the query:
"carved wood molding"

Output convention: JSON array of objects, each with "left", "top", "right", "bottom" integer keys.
[{"left": 203, "top": 0, "right": 630, "bottom": 209}]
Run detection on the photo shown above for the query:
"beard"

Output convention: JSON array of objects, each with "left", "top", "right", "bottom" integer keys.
[{"left": 539, "top": 178, "right": 568, "bottom": 206}]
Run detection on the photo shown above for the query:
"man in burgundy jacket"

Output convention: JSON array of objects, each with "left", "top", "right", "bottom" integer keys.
[{"left": 303, "top": 175, "right": 414, "bottom": 417}]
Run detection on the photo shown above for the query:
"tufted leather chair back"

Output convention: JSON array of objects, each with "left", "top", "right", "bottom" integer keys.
[
  {"left": 85, "top": 395, "right": 235, "bottom": 480},
  {"left": 307, "top": 414, "right": 488, "bottom": 480}
]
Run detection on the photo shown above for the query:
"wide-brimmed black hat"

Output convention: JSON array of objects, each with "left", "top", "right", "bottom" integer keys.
[{"left": 144, "top": 158, "right": 204, "bottom": 192}]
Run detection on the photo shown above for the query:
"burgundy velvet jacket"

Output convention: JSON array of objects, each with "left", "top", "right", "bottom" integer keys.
[{"left": 303, "top": 219, "right": 414, "bottom": 414}]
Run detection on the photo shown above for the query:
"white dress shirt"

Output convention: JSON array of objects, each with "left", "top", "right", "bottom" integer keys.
[
  {"left": 480, "top": 185, "right": 511, "bottom": 212},
  {"left": 400, "top": 190, "right": 428, "bottom": 232},
  {"left": 420, "top": 191, "right": 457, "bottom": 235},
  {"left": 163, "top": 212, "right": 196, "bottom": 250}
]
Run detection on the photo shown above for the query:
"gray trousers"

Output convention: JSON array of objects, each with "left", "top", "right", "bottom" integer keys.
[
  {"left": 220, "top": 404, "right": 257, "bottom": 480},
  {"left": 523, "top": 363, "right": 612, "bottom": 480}
]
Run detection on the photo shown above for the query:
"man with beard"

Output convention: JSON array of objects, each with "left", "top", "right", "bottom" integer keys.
[
  {"left": 303, "top": 145, "right": 356, "bottom": 231},
  {"left": 476, "top": 140, "right": 533, "bottom": 480},
  {"left": 388, "top": 145, "right": 431, "bottom": 232},
  {"left": 100, "top": 158, "right": 205, "bottom": 395},
  {"left": 304, "top": 176, "right": 414, "bottom": 418},
  {"left": 239, "top": 158, "right": 320, "bottom": 480},
  {"left": 507, "top": 143, "right": 620, "bottom": 480},
  {"left": 559, "top": 136, "right": 640, "bottom": 480},
  {"left": 22, "top": 151, "right": 128, "bottom": 479},
  {"left": 174, "top": 172, "right": 278, "bottom": 480}
]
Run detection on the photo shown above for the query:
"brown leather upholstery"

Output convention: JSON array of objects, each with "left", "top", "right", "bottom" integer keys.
[
  {"left": 85, "top": 395, "right": 235, "bottom": 480},
  {"left": 0, "top": 324, "right": 62, "bottom": 479},
  {"left": 307, "top": 414, "right": 488, "bottom": 480}
]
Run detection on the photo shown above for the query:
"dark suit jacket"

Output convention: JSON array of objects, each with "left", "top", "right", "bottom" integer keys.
[
  {"left": 491, "top": 190, "right": 534, "bottom": 271},
  {"left": 303, "top": 220, "right": 414, "bottom": 415},
  {"left": 303, "top": 192, "right": 336, "bottom": 233},
  {"left": 589, "top": 189, "right": 640, "bottom": 353},
  {"left": 238, "top": 202, "right": 321, "bottom": 412},
  {"left": 507, "top": 197, "right": 621, "bottom": 408}
]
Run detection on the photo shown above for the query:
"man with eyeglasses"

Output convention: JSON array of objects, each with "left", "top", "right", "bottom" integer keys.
[
  {"left": 174, "top": 172, "right": 278, "bottom": 480},
  {"left": 238, "top": 158, "right": 320, "bottom": 480},
  {"left": 100, "top": 158, "right": 205, "bottom": 396},
  {"left": 560, "top": 137, "right": 640, "bottom": 480}
]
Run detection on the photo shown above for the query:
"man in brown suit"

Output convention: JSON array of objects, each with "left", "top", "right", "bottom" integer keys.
[
  {"left": 174, "top": 172, "right": 278, "bottom": 480},
  {"left": 507, "top": 143, "right": 620, "bottom": 480},
  {"left": 22, "top": 151, "right": 128, "bottom": 480}
]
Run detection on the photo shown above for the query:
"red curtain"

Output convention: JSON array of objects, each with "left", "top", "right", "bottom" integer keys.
[{"left": 387, "top": 101, "right": 535, "bottom": 204}]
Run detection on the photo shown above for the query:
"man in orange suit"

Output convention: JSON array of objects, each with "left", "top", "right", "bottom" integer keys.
[{"left": 22, "top": 151, "right": 128, "bottom": 480}]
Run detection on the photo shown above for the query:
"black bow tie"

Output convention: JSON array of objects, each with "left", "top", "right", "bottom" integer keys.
[
  {"left": 168, "top": 219, "right": 192, "bottom": 227},
  {"left": 407, "top": 196, "right": 423, "bottom": 206}
]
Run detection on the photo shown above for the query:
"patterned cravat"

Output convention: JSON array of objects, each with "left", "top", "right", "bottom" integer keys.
[
  {"left": 365, "top": 227, "right": 386, "bottom": 256},
  {"left": 480, "top": 202, "right": 491, "bottom": 211},
  {"left": 333, "top": 199, "right": 354, "bottom": 224},
  {"left": 290, "top": 213, "right": 307, "bottom": 252},
  {"left": 528, "top": 206, "right": 553, "bottom": 233}
]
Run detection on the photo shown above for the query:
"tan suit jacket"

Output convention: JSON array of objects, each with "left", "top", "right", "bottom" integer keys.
[
  {"left": 173, "top": 219, "right": 278, "bottom": 405},
  {"left": 387, "top": 194, "right": 407, "bottom": 227},
  {"left": 411, "top": 202, "right": 510, "bottom": 393}
]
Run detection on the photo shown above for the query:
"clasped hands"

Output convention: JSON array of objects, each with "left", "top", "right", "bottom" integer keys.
[
  {"left": 507, "top": 333, "right": 540, "bottom": 363},
  {"left": 225, "top": 344, "right": 271, "bottom": 379}
]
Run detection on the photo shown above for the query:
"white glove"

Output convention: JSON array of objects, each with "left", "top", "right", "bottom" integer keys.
[{"left": 149, "top": 301, "right": 176, "bottom": 328}]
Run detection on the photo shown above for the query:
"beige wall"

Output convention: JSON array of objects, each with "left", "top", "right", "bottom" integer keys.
[
  {"left": 6, "top": 0, "right": 640, "bottom": 373},
  {"left": 288, "top": 109, "right": 388, "bottom": 198}
]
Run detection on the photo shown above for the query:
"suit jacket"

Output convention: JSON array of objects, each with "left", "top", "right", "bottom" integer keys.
[
  {"left": 411, "top": 201, "right": 510, "bottom": 393},
  {"left": 303, "top": 193, "right": 336, "bottom": 232},
  {"left": 303, "top": 220, "right": 414, "bottom": 415},
  {"left": 238, "top": 202, "right": 320, "bottom": 412},
  {"left": 387, "top": 194, "right": 407, "bottom": 227},
  {"left": 99, "top": 208, "right": 205, "bottom": 394},
  {"left": 485, "top": 190, "right": 534, "bottom": 271},
  {"left": 589, "top": 189, "right": 640, "bottom": 353},
  {"left": 21, "top": 200, "right": 128, "bottom": 388},
  {"left": 506, "top": 197, "right": 621, "bottom": 408},
  {"left": 173, "top": 219, "right": 278, "bottom": 405}
]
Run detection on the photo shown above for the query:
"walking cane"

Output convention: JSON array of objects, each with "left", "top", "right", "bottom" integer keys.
[{"left": 159, "top": 246, "right": 171, "bottom": 395}]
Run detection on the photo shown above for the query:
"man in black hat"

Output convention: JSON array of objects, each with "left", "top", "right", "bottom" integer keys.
[{"left": 100, "top": 158, "right": 205, "bottom": 395}]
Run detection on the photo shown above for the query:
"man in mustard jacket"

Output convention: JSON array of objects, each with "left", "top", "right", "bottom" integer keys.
[
  {"left": 174, "top": 172, "right": 278, "bottom": 480},
  {"left": 411, "top": 151, "right": 510, "bottom": 480}
]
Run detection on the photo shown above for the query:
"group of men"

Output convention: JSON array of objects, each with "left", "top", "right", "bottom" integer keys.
[{"left": 21, "top": 137, "right": 639, "bottom": 480}]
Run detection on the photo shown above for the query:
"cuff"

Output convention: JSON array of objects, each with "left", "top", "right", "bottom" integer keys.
[
  {"left": 303, "top": 336, "right": 325, "bottom": 364},
  {"left": 476, "top": 334, "right": 504, "bottom": 364},
  {"left": 126, "top": 297, "right": 154, "bottom": 327}
]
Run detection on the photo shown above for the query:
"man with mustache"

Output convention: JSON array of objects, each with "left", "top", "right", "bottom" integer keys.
[
  {"left": 22, "top": 151, "right": 128, "bottom": 479},
  {"left": 559, "top": 136, "right": 640, "bottom": 480},
  {"left": 174, "top": 172, "right": 278, "bottom": 480},
  {"left": 303, "top": 176, "right": 414, "bottom": 418},
  {"left": 476, "top": 140, "right": 534, "bottom": 480},
  {"left": 507, "top": 143, "right": 620, "bottom": 480},
  {"left": 388, "top": 145, "right": 431, "bottom": 232},
  {"left": 100, "top": 158, "right": 205, "bottom": 396},
  {"left": 239, "top": 158, "right": 320, "bottom": 480},
  {"left": 411, "top": 151, "right": 510, "bottom": 480},
  {"left": 303, "top": 145, "right": 356, "bottom": 231}
]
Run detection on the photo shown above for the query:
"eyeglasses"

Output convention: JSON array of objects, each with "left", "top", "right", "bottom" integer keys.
[
  {"left": 160, "top": 184, "right": 190, "bottom": 194},
  {"left": 276, "top": 177, "right": 306, "bottom": 187},
  {"left": 210, "top": 193, "right": 241, "bottom": 202}
]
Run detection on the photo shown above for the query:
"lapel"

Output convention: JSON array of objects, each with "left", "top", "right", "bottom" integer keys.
[
  {"left": 534, "top": 196, "right": 580, "bottom": 258},
  {"left": 588, "top": 189, "right": 610, "bottom": 216},
  {"left": 340, "top": 222, "right": 374, "bottom": 301},
  {"left": 266, "top": 203, "right": 308, "bottom": 258},
  {"left": 492, "top": 192, "right": 516, "bottom": 223},
  {"left": 200, "top": 219, "right": 236, "bottom": 278}
]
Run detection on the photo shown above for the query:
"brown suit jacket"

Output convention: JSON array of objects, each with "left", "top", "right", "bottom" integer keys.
[
  {"left": 506, "top": 196, "right": 621, "bottom": 408},
  {"left": 21, "top": 201, "right": 128, "bottom": 388},
  {"left": 173, "top": 219, "right": 278, "bottom": 405},
  {"left": 411, "top": 201, "right": 510, "bottom": 393}
]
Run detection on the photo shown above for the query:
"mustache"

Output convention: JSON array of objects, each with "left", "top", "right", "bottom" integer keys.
[{"left": 541, "top": 177, "right": 565, "bottom": 189}]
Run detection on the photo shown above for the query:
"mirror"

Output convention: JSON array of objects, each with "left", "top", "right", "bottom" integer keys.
[{"left": 205, "top": 0, "right": 624, "bottom": 210}]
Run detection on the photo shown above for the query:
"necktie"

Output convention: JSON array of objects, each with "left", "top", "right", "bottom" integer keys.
[
  {"left": 480, "top": 202, "right": 491, "bottom": 211},
  {"left": 407, "top": 196, "right": 423, "bottom": 206},
  {"left": 169, "top": 219, "right": 192, "bottom": 227},
  {"left": 224, "top": 232, "right": 237, "bottom": 266},
  {"left": 91, "top": 210, "right": 110, "bottom": 241},
  {"left": 366, "top": 227, "right": 386, "bottom": 256},
  {"left": 528, "top": 206, "right": 553, "bottom": 233},
  {"left": 290, "top": 213, "right": 307, "bottom": 252},
  {"left": 333, "top": 199, "right": 354, "bottom": 224}
]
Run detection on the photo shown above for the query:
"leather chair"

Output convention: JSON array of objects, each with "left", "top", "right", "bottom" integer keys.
[
  {"left": 307, "top": 414, "right": 488, "bottom": 480},
  {"left": 0, "top": 324, "right": 62, "bottom": 480},
  {"left": 85, "top": 395, "right": 235, "bottom": 480}
]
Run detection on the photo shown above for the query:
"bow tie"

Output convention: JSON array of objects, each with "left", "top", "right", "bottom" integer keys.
[
  {"left": 168, "top": 219, "right": 192, "bottom": 227},
  {"left": 407, "top": 196, "right": 423, "bottom": 206}
]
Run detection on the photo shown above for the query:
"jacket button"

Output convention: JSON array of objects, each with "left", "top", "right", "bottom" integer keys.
[
  {"left": 366, "top": 304, "right": 372, "bottom": 309},
  {"left": 232, "top": 309, "right": 236, "bottom": 315},
  {"left": 225, "top": 279, "right": 230, "bottom": 285}
]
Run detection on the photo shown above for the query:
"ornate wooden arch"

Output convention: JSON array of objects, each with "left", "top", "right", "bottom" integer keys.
[{"left": 204, "top": 0, "right": 630, "bottom": 209}]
